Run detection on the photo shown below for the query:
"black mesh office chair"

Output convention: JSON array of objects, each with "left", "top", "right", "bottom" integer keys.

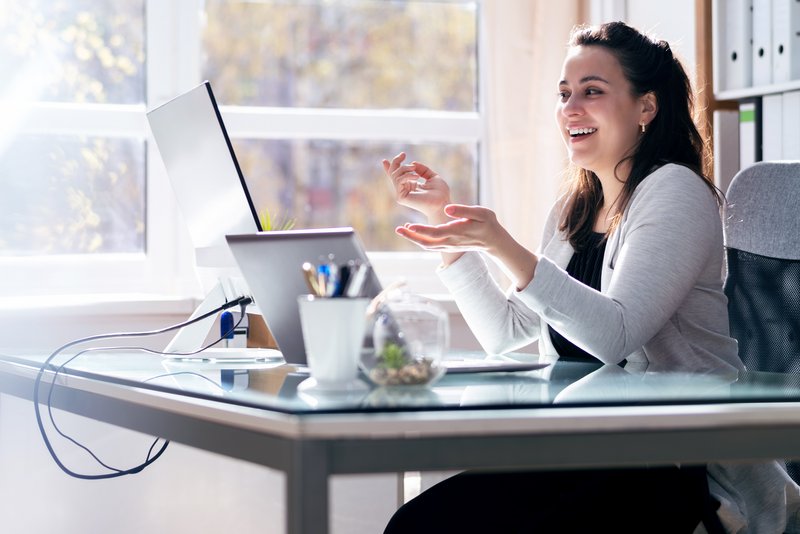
[{"left": 723, "top": 161, "right": 800, "bottom": 482}]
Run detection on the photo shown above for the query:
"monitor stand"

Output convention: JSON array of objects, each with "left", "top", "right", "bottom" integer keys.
[{"left": 163, "top": 277, "right": 280, "bottom": 361}]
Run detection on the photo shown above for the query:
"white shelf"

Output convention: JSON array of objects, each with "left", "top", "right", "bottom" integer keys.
[{"left": 716, "top": 79, "right": 800, "bottom": 101}]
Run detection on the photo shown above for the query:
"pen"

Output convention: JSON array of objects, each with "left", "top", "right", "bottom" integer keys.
[
  {"left": 302, "top": 262, "right": 321, "bottom": 296},
  {"left": 303, "top": 257, "right": 368, "bottom": 298},
  {"left": 345, "top": 262, "right": 370, "bottom": 297},
  {"left": 324, "top": 254, "right": 338, "bottom": 297},
  {"left": 334, "top": 262, "right": 352, "bottom": 297},
  {"left": 317, "top": 261, "right": 329, "bottom": 297}
]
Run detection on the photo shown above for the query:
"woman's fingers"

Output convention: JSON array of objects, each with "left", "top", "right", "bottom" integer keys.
[
  {"left": 391, "top": 164, "right": 419, "bottom": 181},
  {"left": 395, "top": 225, "right": 481, "bottom": 251},
  {"left": 383, "top": 154, "right": 436, "bottom": 189},
  {"left": 388, "top": 165, "right": 427, "bottom": 199},
  {"left": 390, "top": 152, "right": 406, "bottom": 170},
  {"left": 395, "top": 225, "right": 447, "bottom": 248},
  {"left": 402, "top": 222, "right": 453, "bottom": 237},
  {"left": 398, "top": 220, "right": 467, "bottom": 243},
  {"left": 396, "top": 208, "right": 496, "bottom": 251},
  {"left": 444, "top": 204, "right": 489, "bottom": 222},
  {"left": 410, "top": 161, "right": 437, "bottom": 180},
  {"left": 394, "top": 175, "right": 421, "bottom": 198}
]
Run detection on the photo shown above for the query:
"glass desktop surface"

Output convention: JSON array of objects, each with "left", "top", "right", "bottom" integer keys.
[{"left": 4, "top": 350, "right": 800, "bottom": 415}]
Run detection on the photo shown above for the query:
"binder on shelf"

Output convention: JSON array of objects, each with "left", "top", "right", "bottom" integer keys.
[
  {"left": 715, "top": 0, "right": 754, "bottom": 91},
  {"left": 782, "top": 90, "right": 800, "bottom": 159},
  {"left": 713, "top": 109, "right": 740, "bottom": 194},
  {"left": 739, "top": 100, "right": 761, "bottom": 169},
  {"left": 772, "top": 0, "right": 800, "bottom": 83},
  {"left": 761, "top": 93, "right": 783, "bottom": 160},
  {"left": 752, "top": 0, "right": 773, "bottom": 86}
]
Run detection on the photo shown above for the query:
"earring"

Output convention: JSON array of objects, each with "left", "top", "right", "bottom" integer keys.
[{"left": 640, "top": 123, "right": 646, "bottom": 133}]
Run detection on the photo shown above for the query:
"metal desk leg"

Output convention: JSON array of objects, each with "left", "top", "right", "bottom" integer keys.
[{"left": 287, "top": 440, "right": 329, "bottom": 534}]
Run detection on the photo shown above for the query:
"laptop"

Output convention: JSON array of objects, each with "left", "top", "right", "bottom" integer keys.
[{"left": 226, "top": 228, "right": 382, "bottom": 366}]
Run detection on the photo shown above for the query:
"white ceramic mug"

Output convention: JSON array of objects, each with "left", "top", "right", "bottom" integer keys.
[{"left": 297, "top": 295, "right": 369, "bottom": 391}]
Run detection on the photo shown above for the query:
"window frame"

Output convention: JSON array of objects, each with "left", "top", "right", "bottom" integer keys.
[{"left": 0, "top": 0, "right": 487, "bottom": 300}]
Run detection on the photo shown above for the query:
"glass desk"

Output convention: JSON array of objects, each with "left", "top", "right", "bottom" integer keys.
[{"left": 2, "top": 350, "right": 800, "bottom": 534}]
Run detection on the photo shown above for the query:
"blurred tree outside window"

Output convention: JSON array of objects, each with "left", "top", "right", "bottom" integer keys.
[
  {"left": 202, "top": 0, "right": 480, "bottom": 252},
  {"left": 233, "top": 139, "right": 477, "bottom": 251},
  {"left": 0, "top": 0, "right": 481, "bottom": 295},
  {"left": 202, "top": 0, "right": 477, "bottom": 110},
  {"left": 0, "top": 0, "right": 146, "bottom": 257}
]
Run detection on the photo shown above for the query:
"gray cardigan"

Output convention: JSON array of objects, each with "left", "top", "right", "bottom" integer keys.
[
  {"left": 438, "top": 163, "right": 741, "bottom": 374},
  {"left": 437, "top": 163, "right": 800, "bottom": 533}
]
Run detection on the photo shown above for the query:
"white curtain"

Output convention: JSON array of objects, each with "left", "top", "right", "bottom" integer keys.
[{"left": 483, "top": 1, "right": 584, "bottom": 253}]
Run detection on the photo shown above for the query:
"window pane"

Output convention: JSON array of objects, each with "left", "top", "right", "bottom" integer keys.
[
  {"left": 233, "top": 140, "right": 478, "bottom": 251},
  {"left": 202, "top": 0, "right": 478, "bottom": 110},
  {"left": 0, "top": 135, "right": 145, "bottom": 256},
  {"left": 0, "top": 0, "right": 145, "bottom": 104}
]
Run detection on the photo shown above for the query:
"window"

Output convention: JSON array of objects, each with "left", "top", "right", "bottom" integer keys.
[
  {"left": 0, "top": 0, "right": 483, "bottom": 298},
  {"left": 0, "top": 0, "right": 165, "bottom": 298}
]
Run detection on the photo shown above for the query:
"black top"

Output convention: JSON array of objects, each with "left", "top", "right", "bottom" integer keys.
[{"left": 548, "top": 232, "right": 607, "bottom": 362}]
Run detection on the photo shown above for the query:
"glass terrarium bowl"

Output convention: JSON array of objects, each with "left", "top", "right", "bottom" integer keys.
[{"left": 362, "top": 290, "right": 449, "bottom": 387}]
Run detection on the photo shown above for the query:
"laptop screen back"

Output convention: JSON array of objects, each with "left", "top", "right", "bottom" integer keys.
[{"left": 226, "top": 228, "right": 381, "bottom": 365}]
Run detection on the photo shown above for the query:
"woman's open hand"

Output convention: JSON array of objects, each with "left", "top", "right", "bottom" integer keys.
[
  {"left": 382, "top": 152, "right": 451, "bottom": 223},
  {"left": 396, "top": 203, "right": 539, "bottom": 289},
  {"left": 395, "top": 204, "right": 503, "bottom": 253}
]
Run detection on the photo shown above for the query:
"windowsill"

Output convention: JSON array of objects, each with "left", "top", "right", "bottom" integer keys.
[{"left": 0, "top": 294, "right": 200, "bottom": 317}]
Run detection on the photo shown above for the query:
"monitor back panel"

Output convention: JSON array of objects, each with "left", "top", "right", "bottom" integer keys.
[{"left": 147, "top": 81, "right": 260, "bottom": 251}]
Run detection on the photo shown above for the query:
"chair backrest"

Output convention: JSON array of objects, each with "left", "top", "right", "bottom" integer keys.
[
  {"left": 724, "top": 161, "right": 800, "bottom": 261},
  {"left": 723, "top": 161, "right": 800, "bottom": 483},
  {"left": 723, "top": 161, "right": 800, "bottom": 375}
]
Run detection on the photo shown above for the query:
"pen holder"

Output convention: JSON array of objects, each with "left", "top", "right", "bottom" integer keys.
[{"left": 297, "top": 295, "right": 370, "bottom": 392}]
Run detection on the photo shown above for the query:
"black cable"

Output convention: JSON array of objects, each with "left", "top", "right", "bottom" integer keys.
[
  {"left": 33, "top": 296, "right": 251, "bottom": 480},
  {"left": 43, "top": 307, "right": 247, "bottom": 475},
  {"left": 36, "top": 297, "right": 250, "bottom": 479}
]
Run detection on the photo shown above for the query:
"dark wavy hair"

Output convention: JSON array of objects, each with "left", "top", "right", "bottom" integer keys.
[{"left": 560, "top": 21, "right": 718, "bottom": 250}]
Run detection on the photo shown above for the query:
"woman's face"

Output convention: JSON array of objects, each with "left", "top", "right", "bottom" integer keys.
[{"left": 555, "top": 45, "right": 648, "bottom": 181}]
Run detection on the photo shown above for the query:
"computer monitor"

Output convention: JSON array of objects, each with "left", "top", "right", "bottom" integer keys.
[
  {"left": 147, "top": 81, "right": 261, "bottom": 263},
  {"left": 147, "top": 81, "right": 266, "bottom": 356}
]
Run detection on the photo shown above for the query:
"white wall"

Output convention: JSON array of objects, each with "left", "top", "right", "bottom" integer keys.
[
  {"left": 0, "top": 394, "right": 398, "bottom": 534},
  {"left": 626, "top": 0, "right": 696, "bottom": 76},
  {"left": 590, "top": 0, "right": 697, "bottom": 77}
]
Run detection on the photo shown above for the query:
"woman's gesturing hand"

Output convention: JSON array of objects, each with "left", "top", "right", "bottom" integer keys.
[
  {"left": 396, "top": 204, "right": 539, "bottom": 289},
  {"left": 382, "top": 152, "right": 451, "bottom": 223},
  {"left": 395, "top": 204, "right": 502, "bottom": 253}
]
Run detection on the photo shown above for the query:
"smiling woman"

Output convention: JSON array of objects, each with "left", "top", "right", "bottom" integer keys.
[
  {"left": 556, "top": 46, "right": 657, "bottom": 196},
  {"left": 381, "top": 20, "right": 800, "bottom": 534}
]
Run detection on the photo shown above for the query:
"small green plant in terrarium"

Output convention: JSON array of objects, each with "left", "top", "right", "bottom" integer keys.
[
  {"left": 379, "top": 342, "right": 409, "bottom": 370},
  {"left": 259, "top": 208, "right": 296, "bottom": 231},
  {"left": 369, "top": 341, "right": 434, "bottom": 386}
]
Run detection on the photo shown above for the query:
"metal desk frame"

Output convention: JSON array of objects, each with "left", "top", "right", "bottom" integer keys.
[{"left": 2, "top": 359, "right": 800, "bottom": 534}]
